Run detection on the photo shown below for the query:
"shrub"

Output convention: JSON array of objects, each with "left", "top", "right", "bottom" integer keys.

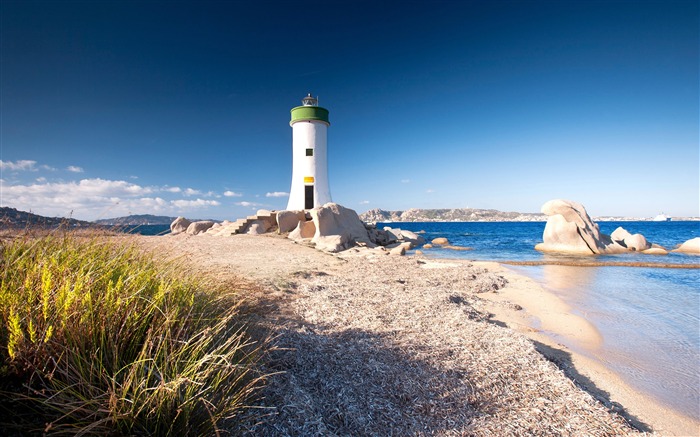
[{"left": 0, "top": 232, "right": 264, "bottom": 435}]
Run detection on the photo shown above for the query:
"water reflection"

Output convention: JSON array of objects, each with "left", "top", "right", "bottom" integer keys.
[{"left": 542, "top": 264, "right": 598, "bottom": 293}]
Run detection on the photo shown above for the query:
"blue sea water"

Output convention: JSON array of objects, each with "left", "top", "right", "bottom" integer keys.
[
  {"left": 380, "top": 221, "right": 700, "bottom": 420},
  {"left": 113, "top": 224, "right": 171, "bottom": 235}
]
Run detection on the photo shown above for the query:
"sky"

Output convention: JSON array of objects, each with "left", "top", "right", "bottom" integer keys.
[{"left": 1, "top": 0, "right": 698, "bottom": 221}]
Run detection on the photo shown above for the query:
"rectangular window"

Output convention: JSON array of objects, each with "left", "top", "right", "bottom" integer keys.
[{"left": 306, "top": 148, "right": 314, "bottom": 156}]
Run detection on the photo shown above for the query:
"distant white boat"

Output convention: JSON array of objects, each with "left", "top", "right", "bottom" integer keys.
[{"left": 652, "top": 213, "right": 671, "bottom": 222}]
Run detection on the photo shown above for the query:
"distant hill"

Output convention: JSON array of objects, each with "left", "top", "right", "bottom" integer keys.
[
  {"left": 360, "top": 208, "right": 546, "bottom": 223},
  {"left": 94, "top": 214, "right": 178, "bottom": 226},
  {"left": 0, "top": 207, "right": 94, "bottom": 229}
]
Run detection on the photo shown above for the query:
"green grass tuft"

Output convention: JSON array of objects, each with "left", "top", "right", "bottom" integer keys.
[{"left": 0, "top": 232, "right": 264, "bottom": 435}]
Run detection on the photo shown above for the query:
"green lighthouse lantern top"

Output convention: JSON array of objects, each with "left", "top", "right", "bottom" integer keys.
[{"left": 290, "top": 93, "right": 330, "bottom": 126}]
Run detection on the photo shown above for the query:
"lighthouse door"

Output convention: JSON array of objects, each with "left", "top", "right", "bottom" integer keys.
[{"left": 305, "top": 185, "right": 314, "bottom": 209}]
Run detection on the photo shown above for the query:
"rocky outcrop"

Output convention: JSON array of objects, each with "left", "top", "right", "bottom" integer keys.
[
  {"left": 610, "top": 227, "right": 651, "bottom": 252},
  {"left": 536, "top": 200, "right": 646, "bottom": 255},
  {"left": 537, "top": 199, "right": 615, "bottom": 254},
  {"left": 186, "top": 220, "right": 215, "bottom": 235},
  {"left": 673, "top": 237, "right": 700, "bottom": 254},
  {"left": 309, "top": 203, "right": 374, "bottom": 253},
  {"left": 277, "top": 210, "right": 307, "bottom": 233},
  {"left": 246, "top": 220, "right": 272, "bottom": 235},
  {"left": 289, "top": 219, "right": 316, "bottom": 241},
  {"left": 170, "top": 217, "right": 192, "bottom": 235},
  {"left": 432, "top": 237, "right": 449, "bottom": 245}
]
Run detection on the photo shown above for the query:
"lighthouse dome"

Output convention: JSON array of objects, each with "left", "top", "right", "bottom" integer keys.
[{"left": 290, "top": 93, "right": 329, "bottom": 126}]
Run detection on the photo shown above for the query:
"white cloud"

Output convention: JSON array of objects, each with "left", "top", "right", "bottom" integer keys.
[
  {"left": 224, "top": 190, "right": 243, "bottom": 197},
  {"left": 401, "top": 179, "right": 411, "bottom": 184},
  {"left": 0, "top": 160, "right": 37, "bottom": 171},
  {"left": 66, "top": 166, "right": 84, "bottom": 173},
  {"left": 184, "top": 188, "right": 201, "bottom": 196},
  {"left": 172, "top": 199, "right": 221, "bottom": 208},
  {"left": 359, "top": 200, "right": 370, "bottom": 205},
  {"left": 235, "top": 201, "right": 262, "bottom": 207},
  {"left": 265, "top": 191, "right": 289, "bottom": 198},
  {"left": 0, "top": 176, "right": 229, "bottom": 220}
]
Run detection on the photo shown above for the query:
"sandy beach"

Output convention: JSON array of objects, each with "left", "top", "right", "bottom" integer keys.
[{"left": 135, "top": 232, "right": 698, "bottom": 436}]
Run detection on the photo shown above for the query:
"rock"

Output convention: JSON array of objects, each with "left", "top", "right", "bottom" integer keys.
[
  {"left": 186, "top": 220, "right": 215, "bottom": 235},
  {"left": 444, "top": 245, "right": 474, "bottom": 251},
  {"left": 400, "top": 230, "right": 426, "bottom": 248},
  {"left": 642, "top": 246, "right": 668, "bottom": 255},
  {"left": 535, "top": 200, "right": 663, "bottom": 255},
  {"left": 623, "top": 233, "right": 651, "bottom": 252},
  {"left": 390, "top": 245, "right": 406, "bottom": 256},
  {"left": 277, "top": 210, "right": 306, "bottom": 233},
  {"left": 610, "top": 227, "right": 632, "bottom": 243},
  {"left": 310, "top": 203, "right": 375, "bottom": 252},
  {"left": 536, "top": 199, "right": 615, "bottom": 254},
  {"left": 423, "top": 244, "right": 433, "bottom": 249},
  {"left": 289, "top": 219, "right": 316, "bottom": 241},
  {"left": 170, "top": 216, "right": 192, "bottom": 235},
  {"left": 315, "top": 234, "right": 351, "bottom": 253},
  {"left": 673, "top": 237, "right": 700, "bottom": 254},
  {"left": 246, "top": 220, "right": 270, "bottom": 235},
  {"left": 431, "top": 237, "right": 449, "bottom": 245},
  {"left": 610, "top": 226, "right": 651, "bottom": 251}
]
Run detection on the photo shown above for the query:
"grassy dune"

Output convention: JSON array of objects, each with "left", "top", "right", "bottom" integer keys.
[{"left": 0, "top": 232, "right": 264, "bottom": 435}]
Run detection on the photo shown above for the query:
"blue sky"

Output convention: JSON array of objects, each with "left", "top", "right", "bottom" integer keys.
[{"left": 1, "top": 0, "right": 698, "bottom": 221}]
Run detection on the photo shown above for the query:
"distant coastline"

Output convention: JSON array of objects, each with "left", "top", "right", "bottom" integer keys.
[
  {"left": 1, "top": 206, "right": 698, "bottom": 230},
  {"left": 359, "top": 207, "right": 700, "bottom": 223}
]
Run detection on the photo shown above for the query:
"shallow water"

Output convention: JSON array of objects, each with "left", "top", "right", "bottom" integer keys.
[
  {"left": 379, "top": 221, "right": 700, "bottom": 420},
  {"left": 512, "top": 264, "right": 699, "bottom": 420}
]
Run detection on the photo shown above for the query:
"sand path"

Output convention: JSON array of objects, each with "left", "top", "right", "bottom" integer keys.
[{"left": 133, "top": 233, "right": 682, "bottom": 436}]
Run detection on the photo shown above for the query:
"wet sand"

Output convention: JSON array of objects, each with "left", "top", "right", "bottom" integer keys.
[{"left": 478, "top": 262, "right": 699, "bottom": 436}]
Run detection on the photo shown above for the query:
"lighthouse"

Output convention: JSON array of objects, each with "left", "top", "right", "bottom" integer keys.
[{"left": 287, "top": 93, "right": 332, "bottom": 210}]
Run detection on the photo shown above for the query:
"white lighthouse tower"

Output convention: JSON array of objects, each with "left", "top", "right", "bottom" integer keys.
[{"left": 287, "top": 93, "right": 332, "bottom": 210}]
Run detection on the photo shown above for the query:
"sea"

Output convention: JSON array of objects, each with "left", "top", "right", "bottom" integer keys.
[
  {"left": 132, "top": 220, "right": 700, "bottom": 420},
  {"left": 377, "top": 221, "right": 700, "bottom": 421}
]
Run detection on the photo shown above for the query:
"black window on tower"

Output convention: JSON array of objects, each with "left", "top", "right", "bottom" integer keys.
[
  {"left": 305, "top": 185, "right": 314, "bottom": 209},
  {"left": 306, "top": 148, "right": 313, "bottom": 156}
]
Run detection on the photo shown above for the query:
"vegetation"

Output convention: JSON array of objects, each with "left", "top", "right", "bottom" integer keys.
[{"left": 0, "top": 232, "right": 264, "bottom": 435}]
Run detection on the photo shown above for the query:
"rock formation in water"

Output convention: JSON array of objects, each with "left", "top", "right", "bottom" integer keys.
[
  {"left": 534, "top": 199, "right": 665, "bottom": 255},
  {"left": 673, "top": 237, "right": 700, "bottom": 254}
]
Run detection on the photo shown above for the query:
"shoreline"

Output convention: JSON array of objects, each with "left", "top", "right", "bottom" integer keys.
[
  {"left": 132, "top": 233, "right": 696, "bottom": 435},
  {"left": 477, "top": 261, "right": 699, "bottom": 436}
]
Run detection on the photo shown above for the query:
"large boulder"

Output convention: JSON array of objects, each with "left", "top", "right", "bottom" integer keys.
[
  {"left": 246, "top": 220, "right": 270, "bottom": 235},
  {"left": 186, "top": 220, "right": 215, "bottom": 235},
  {"left": 610, "top": 227, "right": 651, "bottom": 252},
  {"left": 535, "top": 200, "right": 658, "bottom": 255},
  {"left": 170, "top": 216, "right": 192, "bottom": 235},
  {"left": 288, "top": 219, "right": 316, "bottom": 241},
  {"left": 673, "top": 237, "right": 700, "bottom": 254},
  {"left": 310, "top": 203, "right": 374, "bottom": 252},
  {"left": 536, "top": 199, "right": 613, "bottom": 254},
  {"left": 277, "top": 210, "right": 306, "bottom": 233}
]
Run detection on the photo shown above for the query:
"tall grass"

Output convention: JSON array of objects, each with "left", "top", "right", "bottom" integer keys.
[{"left": 0, "top": 232, "right": 264, "bottom": 435}]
